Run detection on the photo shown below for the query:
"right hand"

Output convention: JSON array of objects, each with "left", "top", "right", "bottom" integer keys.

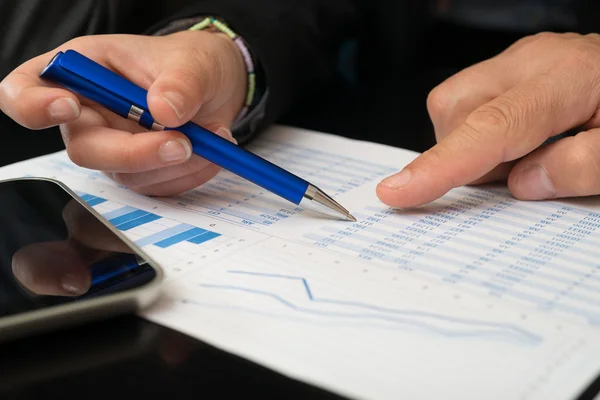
[{"left": 0, "top": 30, "right": 247, "bottom": 196}]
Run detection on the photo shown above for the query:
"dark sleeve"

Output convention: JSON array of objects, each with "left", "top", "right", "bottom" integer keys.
[
  {"left": 146, "top": 0, "right": 360, "bottom": 139},
  {"left": 577, "top": 0, "right": 600, "bottom": 34},
  {"left": 0, "top": 0, "right": 163, "bottom": 79}
]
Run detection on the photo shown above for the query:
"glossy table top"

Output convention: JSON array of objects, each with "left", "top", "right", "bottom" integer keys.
[{"left": 0, "top": 315, "right": 346, "bottom": 399}]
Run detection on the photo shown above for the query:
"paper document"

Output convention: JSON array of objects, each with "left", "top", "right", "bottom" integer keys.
[{"left": 2, "top": 125, "right": 600, "bottom": 400}]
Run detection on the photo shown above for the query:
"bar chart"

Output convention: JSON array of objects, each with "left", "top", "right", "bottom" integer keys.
[
  {"left": 76, "top": 192, "right": 233, "bottom": 277},
  {"left": 79, "top": 192, "right": 221, "bottom": 245}
]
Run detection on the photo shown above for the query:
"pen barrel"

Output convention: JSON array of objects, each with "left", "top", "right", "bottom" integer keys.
[
  {"left": 40, "top": 53, "right": 132, "bottom": 119},
  {"left": 178, "top": 122, "right": 310, "bottom": 205}
]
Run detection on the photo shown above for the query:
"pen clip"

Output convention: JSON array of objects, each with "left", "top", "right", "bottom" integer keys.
[{"left": 53, "top": 49, "right": 150, "bottom": 112}]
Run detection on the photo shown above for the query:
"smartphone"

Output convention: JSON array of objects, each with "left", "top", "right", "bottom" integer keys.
[{"left": 0, "top": 177, "right": 163, "bottom": 342}]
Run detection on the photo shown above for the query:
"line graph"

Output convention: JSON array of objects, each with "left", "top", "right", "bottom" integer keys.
[{"left": 188, "top": 270, "right": 542, "bottom": 345}]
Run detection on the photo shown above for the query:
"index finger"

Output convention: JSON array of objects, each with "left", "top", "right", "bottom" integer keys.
[
  {"left": 376, "top": 77, "right": 599, "bottom": 208},
  {"left": 0, "top": 52, "right": 83, "bottom": 129}
]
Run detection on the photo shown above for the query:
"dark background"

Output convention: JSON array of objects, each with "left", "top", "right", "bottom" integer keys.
[{"left": 0, "top": 18, "right": 527, "bottom": 167}]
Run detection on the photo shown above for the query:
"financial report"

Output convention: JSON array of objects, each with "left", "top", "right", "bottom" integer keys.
[{"left": 2, "top": 125, "right": 600, "bottom": 400}]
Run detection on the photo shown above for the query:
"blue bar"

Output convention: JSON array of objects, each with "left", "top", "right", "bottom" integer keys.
[
  {"left": 80, "top": 193, "right": 97, "bottom": 202},
  {"left": 117, "top": 213, "right": 161, "bottom": 231},
  {"left": 135, "top": 223, "right": 194, "bottom": 247},
  {"left": 109, "top": 209, "right": 149, "bottom": 226},
  {"left": 102, "top": 205, "right": 138, "bottom": 220},
  {"left": 188, "top": 231, "right": 220, "bottom": 244},
  {"left": 154, "top": 227, "right": 208, "bottom": 248},
  {"left": 86, "top": 197, "right": 107, "bottom": 207}
]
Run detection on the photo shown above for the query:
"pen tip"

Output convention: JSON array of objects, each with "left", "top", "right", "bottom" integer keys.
[{"left": 347, "top": 214, "right": 357, "bottom": 222}]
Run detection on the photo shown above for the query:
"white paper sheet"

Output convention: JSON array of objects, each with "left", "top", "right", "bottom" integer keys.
[{"left": 2, "top": 125, "right": 600, "bottom": 400}]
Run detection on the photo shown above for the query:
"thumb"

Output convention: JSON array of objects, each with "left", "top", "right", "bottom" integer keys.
[
  {"left": 146, "top": 50, "right": 219, "bottom": 127},
  {"left": 508, "top": 128, "right": 600, "bottom": 200}
]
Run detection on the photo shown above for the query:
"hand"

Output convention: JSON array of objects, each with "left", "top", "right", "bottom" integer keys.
[
  {"left": 376, "top": 32, "right": 600, "bottom": 207},
  {"left": 0, "top": 30, "right": 247, "bottom": 196},
  {"left": 12, "top": 198, "right": 134, "bottom": 296}
]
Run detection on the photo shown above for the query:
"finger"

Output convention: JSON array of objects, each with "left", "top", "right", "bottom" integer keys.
[
  {"left": 426, "top": 60, "right": 517, "bottom": 188},
  {"left": 0, "top": 34, "right": 153, "bottom": 130},
  {"left": 106, "top": 126, "right": 235, "bottom": 188},
  {"left": 582, "top": 107, "right": 600, "bottom": 130},
  {"left": 508, "top": 129, "right": 600, "bottom": 200},
  {"left": 107, "top": 155, "right": 210, "bottom": 189},
  {"left": 468, "top": 161, "right": 517, "bottom": 186},
  {"left": 427, "top": 58, "right": 513, "bottom": 141},
  {"left": 0, "top": 70, "right": 81, "bottom": 129},
  {"left": 62, "top": 107, "right": 193, "bottom": 172},
  {"left": 147, "top": 32, "right": 225, "bottom": 127},
  {"left": 377, "top": 76, "right": 599, "bottom": 208},
  {"left": 62, "top": 199, "right": 132, "bottom": 254},
  {"left": 134, "top": 163, "right": 222, "bottom": 197},
  {"left": 12, "top": 240, "right": 96, "bottom": 296}
]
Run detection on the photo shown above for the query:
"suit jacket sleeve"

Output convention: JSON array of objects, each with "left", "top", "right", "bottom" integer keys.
[{"left": 147, "top": 0, "right": 360, "bottom": 139}]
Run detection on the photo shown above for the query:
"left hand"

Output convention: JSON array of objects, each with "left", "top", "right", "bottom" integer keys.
[{"left": 376, "top": 32, "right": 600, "bottom": 207}]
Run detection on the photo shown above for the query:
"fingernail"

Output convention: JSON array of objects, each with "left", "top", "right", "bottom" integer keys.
[
  {"left": 61, "top": 273, "right": 87, "bottom": 295},
  {"left": 379, "top": 168, "right": 412, "bottom": 189},
  {"left": 517, "top": 165, "right": 556, "bottom": 200},
  {"left": 48, "top": 98, "right": 79, "bottom": 121},
  {"left": 216, "top": 126, "right": 237, "bottom": 144},
  {"left": 159, "top": 138, "right": 191, "bottom": 162},
  {"left": 161, "top": 91, "right": 185, "bottom": 120}
]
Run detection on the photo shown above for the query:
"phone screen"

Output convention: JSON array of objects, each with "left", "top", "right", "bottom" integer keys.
[{"left": 0, "top": 178, "right": 157, "bottom": 319}]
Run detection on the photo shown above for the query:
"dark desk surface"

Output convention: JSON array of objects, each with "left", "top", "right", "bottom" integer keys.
[{"left": 0, "top": 316, "right": 346, "bottom": 399}]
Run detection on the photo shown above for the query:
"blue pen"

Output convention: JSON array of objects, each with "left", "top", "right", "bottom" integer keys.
[{"left": 40, "top": 50, "right": 355, "bottom": 222}]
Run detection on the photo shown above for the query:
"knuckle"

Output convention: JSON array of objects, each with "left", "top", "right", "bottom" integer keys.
[
  {"left": 516, "top": 31, "right": 558, "bottom": 47},
  {"left": 559, "top": 37, "right": 600, "bottom": 70},
  {"left": 530, "top": 31, "right": 555, "bottom": 42},
  {"left": 426, "top": 84, "right": 453, "bottom": 120},
  {"left": 64, "top": 142, "right": 87, "bottom": 167},
  {"left": 466, "top": 102, "right": 515, "bottom": 134},
  {"left": 584, "top": 32, "right": 600, "bottom": 43},
  {"left": 10, "top": 102, "right": 29, "bottom": 127}
]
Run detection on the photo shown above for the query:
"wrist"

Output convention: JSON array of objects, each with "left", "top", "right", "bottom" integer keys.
[
  {"left": 211, "top": 31, "right": 248, "bottom": 122},
  {"left": 151, "top": 15, "right": 268, "bottom": 144},
  {"left": 188, "top": 18, "right": 258, "bottom": 124}
]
